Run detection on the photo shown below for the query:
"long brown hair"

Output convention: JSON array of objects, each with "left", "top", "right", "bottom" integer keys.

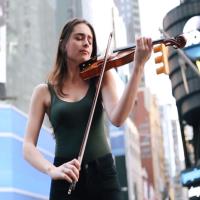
[{"left": 48, "top": 18, "right": 97, "bottom": 96}]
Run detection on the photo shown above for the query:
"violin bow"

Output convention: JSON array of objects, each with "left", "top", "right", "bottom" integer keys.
[{"left": 67, "top": 32, "right": 113, "bottom": 195}]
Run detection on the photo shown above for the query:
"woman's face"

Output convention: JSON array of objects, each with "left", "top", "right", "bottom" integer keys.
[{"left": 65, "top": 23, "right": 93, "bottom": 65}]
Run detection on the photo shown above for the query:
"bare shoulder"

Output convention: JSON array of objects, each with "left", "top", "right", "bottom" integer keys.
[
  {"left": 101, "top": 69, "right": 121, "bottom": 99},
  {"left": 31, "top": 83, "right": 51, "bottom": 107},
  {"left": 33, "top": 83, "right": 49, "bottom": 95},
  {"left": 102, "top": 69, "right": 118, "bottom": 86}
]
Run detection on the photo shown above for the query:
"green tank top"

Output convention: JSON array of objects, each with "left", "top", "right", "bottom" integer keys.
[{"left": 48, "top": 81, "right": 111, "bottom": 162}]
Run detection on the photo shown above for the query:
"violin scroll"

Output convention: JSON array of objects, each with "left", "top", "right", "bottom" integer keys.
[{"left": 163, "top": 35, "right": 186, "bottom": 49}]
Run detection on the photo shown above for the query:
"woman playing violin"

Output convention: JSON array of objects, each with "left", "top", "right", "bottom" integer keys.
[{"left": 23, "top": 18, "right": 152, "bottom": 200}]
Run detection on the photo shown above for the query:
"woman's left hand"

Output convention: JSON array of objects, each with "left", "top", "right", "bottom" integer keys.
[{"left": 134, "top": 36, "right": 152, "bottom": 68}]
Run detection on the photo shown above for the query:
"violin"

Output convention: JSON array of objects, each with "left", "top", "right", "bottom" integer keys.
[{"left": 79, "top": 35, "right": 186, "bottom": 80}]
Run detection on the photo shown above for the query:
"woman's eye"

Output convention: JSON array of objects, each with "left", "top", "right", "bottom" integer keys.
[
  {"left": 76, "top": 36, "right": 82, "bottom": 40},
  {"left": 88, "top": 39, "right": 92, "bottom": 45}
]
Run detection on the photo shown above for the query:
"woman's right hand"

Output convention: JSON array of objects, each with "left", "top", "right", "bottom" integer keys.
[{"left": 47, "top": 159, "right": 80, "bottom": 183}]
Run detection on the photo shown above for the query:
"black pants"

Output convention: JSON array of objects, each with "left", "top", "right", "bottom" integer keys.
[{"left": 49, "top": 153, "right": 123, "bottom": 200}]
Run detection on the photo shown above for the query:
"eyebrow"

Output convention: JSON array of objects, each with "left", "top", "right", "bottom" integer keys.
[{"left": 74, "top": 32, "right": 93, "bottom": 39}]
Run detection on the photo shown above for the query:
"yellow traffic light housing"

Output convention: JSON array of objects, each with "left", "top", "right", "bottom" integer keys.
[{"left": 153, "top": 44, "right": 169, "bottom": 75}]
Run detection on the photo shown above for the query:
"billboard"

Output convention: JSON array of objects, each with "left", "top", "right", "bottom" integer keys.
[{"left": 0, "top": 105, "right": 55, "bottom": 200}]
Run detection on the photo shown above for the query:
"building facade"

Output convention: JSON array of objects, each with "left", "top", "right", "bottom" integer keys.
[
  {"left": 5, "top": 0, "right": 56, "bottom": 112},
  {"left": 131, "top": 87, "right": 167, "bottom": 199},
  {"left": 114, "top": 0, "right": 141, "bottom": 44}
]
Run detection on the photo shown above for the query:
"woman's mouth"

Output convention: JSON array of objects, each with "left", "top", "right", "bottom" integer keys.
[{"left": 80, "top": 50, "right": 89, "bottom": 55}]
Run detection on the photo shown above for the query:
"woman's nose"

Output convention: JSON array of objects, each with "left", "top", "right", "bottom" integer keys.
[{"left": 83, "top": 39, "right": 89, "bottom": 47}]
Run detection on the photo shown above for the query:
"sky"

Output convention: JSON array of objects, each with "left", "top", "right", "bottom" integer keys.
[
  {"left": 139, "top": 0, "right": 181, "bottom": 107},
  {"left": 139, "top": 0, "right": 181, "bottom": 39}
]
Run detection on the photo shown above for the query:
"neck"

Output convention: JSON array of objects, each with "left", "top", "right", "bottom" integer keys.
[{"left": 66, "top": 61, "right": 82, "bottom": 83}]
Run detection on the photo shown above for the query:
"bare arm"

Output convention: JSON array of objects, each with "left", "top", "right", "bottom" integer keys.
[
  {"left": 23, "top": 84, "right": 53, "bottom": 173},
  {"left": 23, "top": 84, "right": 80, "bottom": 182},
  {"left": 101, "top": 37, "right": 152, "bottom": 126}
]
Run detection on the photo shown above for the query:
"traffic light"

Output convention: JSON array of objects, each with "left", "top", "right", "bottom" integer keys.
[{"left": 153, "top": 44, "right": 169, "bottom": 75}]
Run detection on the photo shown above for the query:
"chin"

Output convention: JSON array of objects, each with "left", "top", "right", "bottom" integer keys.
[
  {"left": 81, "top": 56, "right": 90, "bottom": 62},
  {"left": 78, "top": 57, "right": 89, "bottom": 66}
]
